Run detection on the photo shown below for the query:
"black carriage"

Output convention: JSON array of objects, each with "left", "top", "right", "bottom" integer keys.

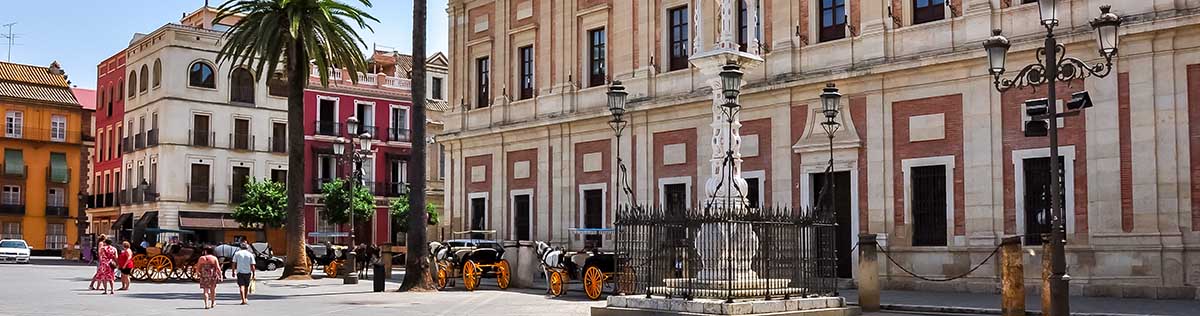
[
  {"left": 431, "top": 230, "right": 511, "bottom": 291},
  {"left": 305, "top": 233, "right": 351, "bottom": 278},
  {"left": 538, "top": 228, "right": 632, "bottom": 300}
]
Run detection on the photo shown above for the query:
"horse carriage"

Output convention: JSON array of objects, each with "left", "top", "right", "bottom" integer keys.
[
  {"left": 430, "top": 231, "right": 512, "bottom": 291},
  {"left": 129, "top": 229, "right": 201, "bottom": 282},
  {"left": 536, "top": 228, "right": 632, "bottom": 300},
  {"left": 305, "top": 234, "right": 350, "bottom": 278}
]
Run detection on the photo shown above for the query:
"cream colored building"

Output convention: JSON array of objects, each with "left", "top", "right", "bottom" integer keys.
[{"left": 441, "top": 0, "right": 1200, "bottom": 297}]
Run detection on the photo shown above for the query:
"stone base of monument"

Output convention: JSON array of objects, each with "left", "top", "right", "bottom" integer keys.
[
  {"left": 591, "top": 295, "right": 861, "bottom": 316},
  {"left": 650, "top": 278, "right": 805, "bottom": 298}
]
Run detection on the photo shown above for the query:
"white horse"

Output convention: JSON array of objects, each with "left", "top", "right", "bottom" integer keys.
[
  {"left": 429, "top": 241, "right": 448, "bottom": 262},
  {"left": 535, "top": 241, "right": 566, "bottom": 293}
]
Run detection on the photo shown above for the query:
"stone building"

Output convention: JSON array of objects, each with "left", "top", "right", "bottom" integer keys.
[{"left": 440, "top": 0, "right": 1200, "bottom": 296}]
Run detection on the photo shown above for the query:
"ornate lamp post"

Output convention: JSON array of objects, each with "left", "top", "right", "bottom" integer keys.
[
  {"left": 607, "top": 81, "right": 631, "bottom": 208},
  {"left": 817, "top": 82, "right": 841, "bottom": 221},
  {"left": 332, "top": 116, "right": 373, "bottom": 285},
  {"left": 983, "top": 3, "right": 1120, "bottom": 315}
]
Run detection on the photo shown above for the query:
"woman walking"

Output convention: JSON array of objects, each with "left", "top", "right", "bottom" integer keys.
[
  {"left": 117, "top": 241, "right": 134, "bottom": 291},
  {"left": 88, "top": 234, "right": 108, "bottom": 291},
  {"left": 96, "top": 239, "right": 117, "bottom": 294},
  {"left": 195, "top": 246, "right": 222, "bottom": 309}
]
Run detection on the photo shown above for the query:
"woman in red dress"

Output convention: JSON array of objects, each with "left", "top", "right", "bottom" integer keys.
[
  {"left": 117, "top": 241, "right": 134, "bottom": 291},
  {"left": 196, "top": 246, "right": 222, "bottom": 309},
  {"left": 96, "top": 239, "right": 117, "bottom": 294},
  {"left": 88, "top": 234, "right": 107, "bottom": 291}
]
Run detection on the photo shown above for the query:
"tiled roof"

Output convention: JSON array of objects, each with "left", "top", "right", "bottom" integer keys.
[
  {"left": 73, "top": 88, "right": 97, "bottom": 110},
  {"left": 0, "top": 61, "right": 80, "bottom": 106},
  {"left": 427, "top": 99, "right": 451, "bottom": 112}
]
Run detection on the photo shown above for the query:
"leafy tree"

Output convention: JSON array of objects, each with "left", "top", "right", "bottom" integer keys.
[
  {"left": 390, "top": 196, "right": 439, "bottom": 234},
  {"left": 215, "top": 0, "right": 377, "bottom": 279},
  {"left": 231, "top": 179, "right": 287, "bottom": 228},
  {"left": 319, "top": 179, "right": 375, "bottom": 225}
]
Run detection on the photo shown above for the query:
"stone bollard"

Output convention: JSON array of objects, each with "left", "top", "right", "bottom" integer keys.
[
  {"left": 857, "top": 233, "right": 880, "bottom": 313},
  {"left": 1000, "top": 236, "right": 1024, "bottom": 316},
  {"left": 1041, "top": 236, "right": 1053, "bottom": 316},
  {"left": 380, "top": 244, "right": 394, "bottom": 279}
]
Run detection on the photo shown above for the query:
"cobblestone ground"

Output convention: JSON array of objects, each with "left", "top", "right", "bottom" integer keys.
[{"left": 2, "top": 258, "right": 917, "bottom": 316}]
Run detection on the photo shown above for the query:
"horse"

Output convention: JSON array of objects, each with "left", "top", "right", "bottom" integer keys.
[
  {"left": 354, "top": 244, "right": 380, "bottom": 278},
  {"left": 535, "top": 241, "right": 568, "bottom": 294}
]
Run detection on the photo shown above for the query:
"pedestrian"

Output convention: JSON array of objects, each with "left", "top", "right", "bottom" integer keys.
[
  {"left": 117, "top": 241, "right": 134, "bottom": 291},
  {"left": 96, "top": 239, "right": 117, "bottom": 295},
  {"left": 195, "top": 246, "right": 222, "bottom": 309},
  {"left": 232, "top": 243, "right": 256, "bottom": 305},
  {"left": 88, "top": 234, "right": 108, "bottom": 291}
]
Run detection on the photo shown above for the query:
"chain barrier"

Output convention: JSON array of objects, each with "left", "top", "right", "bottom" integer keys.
[{"left": 871, "top": 241, "right": 1004, "bottom": 282}]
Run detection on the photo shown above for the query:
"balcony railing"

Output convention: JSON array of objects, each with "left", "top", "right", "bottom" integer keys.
[
  {"left": 132, "top": 186, "right": 144, "bottom": 204},
  {"left": 122, "top": 137, "right": 133, "bottom": 153},
  {"left": 45, "top": 166, "right": 71, "bottom": 184},
  {"left": 232, "top": 133, "right": 253, "bottom": 150},
  {"left": 309, "top": 65, "right": 409, "bottom": 90},
  {"left": 1, "top": 164, "right": 27, "bottom": 179},
  {"left": 0, "top": 127, "right": 83, "bottom": 143},
  {"left": 147, "top": 129, "right": 159, "bottom": 146},
  {"left": 311, "top": 178, "right": 335, "bottom": 193},
  {"left": 387, "top": 128, "right": 410, "bottom": 142},
  {"left": 357, "top": 125, "right": 379, "bottom": 139},
  {"left": 143, "top": 186, "right": 159, "bottom": 203},
  {"left": 45, "top": 206, "right": 69, "bottom": 217},
  {"left": 0, "top": 203, "right": 24, "bottom": 215},
  {"left": 374, "top": 181, "right": 407, "bottom": 197},
  {"left": 269, "top": 136, "right": 286, "bottom": 153},
  {"left": 119, "top": 189, "right": 130, "bottom": 205},
  {"left": 187, "top": 183, "right": 213, "bottom": 203},
  {"left": 135, "top": 133, "right": 145, "bottom": 149},
  {"left": 190, "top": 130, "right": 215, "bottom": 147},
  {"left": 229, "top": 185, "right": 247, "bottom": 204},
  {"left": 315, "top": 121, "right": 340, "bottom": 137}
]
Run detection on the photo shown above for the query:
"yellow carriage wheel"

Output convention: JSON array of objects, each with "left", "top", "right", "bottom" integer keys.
[
  {"left": 326, "top": 260, "right": 341, "bottom": 278},
  {"left": 583, "top": 266, "right": 605, "bottom": 300},
  {"left": 147, "top": 255, "right": 173, "bottom": 283},
  {"left": 436, "top": 264, "right": 450, "bottom": 290},
  {"left": 131, "top": 254, "right": 149, "bottom": 280},
  {"left": 548, "top": 270, "right": 566, "bottom": 297},
  {"left": 495, "top": 259, "right": 511, "bottom": 290},
  {"left": 462, "top": 260, "right": 480, "bottom": 291}
]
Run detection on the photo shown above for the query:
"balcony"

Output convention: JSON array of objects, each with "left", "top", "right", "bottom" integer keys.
[
  {"left": 132, "top": 186, "right": 144, "bottom": 204},
  {"left": 0, "top": 203, "right": 24, "bottom": 215},
  {"left": 358, "top": 125, "right": 379, "bottom": 139},
  {"left": 190, "top": 130, "right": 215, "bottom": 147},
  {"left": 45, "top": 205, "right": 68, "bottom": 217},
  {"left": 0, "top": 164, "right": 27, "bottom": 179},
  {"left": 187, "top": 183, "right": 213, "bottom": 203},
  {"left": 315, "top": 121, "right": 340, "bottom": 137},
  {"left": 311, "top": 178, "right": 335, "bottom": 193},
  {"left": 143, "top": 185, "right": 159, "bottom": 203},
  {"left": 45, "top": 166, "right": 71, "bottom": 184},
  {"left": 387, "top": 128, "right": 410, "bottom": 142},
  {"left": 135, "top": 133, "right": 146, "bottom": 149},
  {"left": 374, "top": 181, "right": 407, "bottom": 197},
  {"left": 310, "top": 66, "right": 409, "bottom": 90},
  {"left": 119, "top": 189, "right": 130, "bottom": 205},
  {"left": 269, "top": 136, "right": 286, "bottom": 153},
  {"left": 229, "top": 185, "right": 246, "bottom": 204},
  {"left": 231, "top": 133, "right": 253, "bottom": 150},
  {"left": 147, "top": 129, "right": 159, "bottom": 146},
  {"left": 0, "top": 127, "right": 83, "bottom": 144}
]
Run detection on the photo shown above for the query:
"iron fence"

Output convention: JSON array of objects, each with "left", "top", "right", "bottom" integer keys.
[{"left": 614, "top": 205, "right": 839, "bottom": 301}]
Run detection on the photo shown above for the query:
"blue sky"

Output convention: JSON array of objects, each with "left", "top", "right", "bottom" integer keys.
[{"left": 0, "top": 0, "right": 449, "bottom": 89}]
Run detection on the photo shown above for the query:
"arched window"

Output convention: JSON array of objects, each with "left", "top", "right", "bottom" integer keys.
[
  {"left": 108, "top": 86, "right": 115, "bottom": 117},
  {"left": 128, "top": 71, "right": 137, "bottom": 97},
  {"left": 189, "top": 62, "right": 216, "bottom": 88},
  {"left": 139, "top": 65, "right": 149, "bottom": 92},
  {"left": 152, "top": 59, "right": 162, "bottom": 87},
  {"left": 230, "top": 68, "right": 255, "bottom": 104}
]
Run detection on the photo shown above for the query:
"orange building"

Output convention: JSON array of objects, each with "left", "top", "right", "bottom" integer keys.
[{"left": 0, "top": 61, "right": 92, "bottom": 253}]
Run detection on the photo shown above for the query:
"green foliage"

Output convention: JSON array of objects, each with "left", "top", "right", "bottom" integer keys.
[
  {"left": 231, "top": 178, "right": 288, "bottom": 228},
  {"left": 390, "top": 195, "right": 439, "bottom": 234},
  {"left": 319, "top": 179, "right": 375, "bottom": 225}
]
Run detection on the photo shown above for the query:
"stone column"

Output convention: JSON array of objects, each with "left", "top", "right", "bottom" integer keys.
[
  {"left": 857, "top": 233, "right": 880, "bottom": 312},
  {"left": 1000, "top": 236, "right": 1024, "bottom": 316}
]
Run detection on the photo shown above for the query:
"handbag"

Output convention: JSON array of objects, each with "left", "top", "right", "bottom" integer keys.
[
  {"left": 248, "top": 276, "right": 256, "bottom": 294},
  {"left": 109, "top": 260, "right": 118, "bottom": 270}
]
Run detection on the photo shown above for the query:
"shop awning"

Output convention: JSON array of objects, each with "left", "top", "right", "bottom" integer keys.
[
  {"left": 49, "top": 153, "right": 68, "bottom": 183},
  {"left": 114, "top": 213, "right": 133, "bottom": 230},
  {"left": 179, "top": 212, "right": 241, "bottom": 229},
  {"left": 134, "top": 211, "right": 159, "bottom": 229}
]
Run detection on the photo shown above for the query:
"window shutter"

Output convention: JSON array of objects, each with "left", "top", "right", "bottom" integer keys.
[
  {"left": 50, "top": 153, "right": 69, "bottom": 183},
  {"left": 4, "top": 149, "right": 23, "bottom": 176}
]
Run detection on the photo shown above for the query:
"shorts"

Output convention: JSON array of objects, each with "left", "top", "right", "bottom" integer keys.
[
  {"left": 237, "top": 273, "right": 252, "bottom": 286},
  {"left": 120, "top": 268, "right": 132, "bottom": 275}
]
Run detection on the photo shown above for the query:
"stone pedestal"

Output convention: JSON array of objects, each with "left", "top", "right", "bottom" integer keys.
[{"left": 592, "top": 296, "right": 860, "bottom": 316}]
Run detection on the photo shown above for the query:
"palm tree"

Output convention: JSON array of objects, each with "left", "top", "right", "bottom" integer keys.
[
  {"left": 399, "top": 0, "right": 434, "bottom": 291},
  {"left": 214, "top": 0, "right": 377, "bottom": 279}
]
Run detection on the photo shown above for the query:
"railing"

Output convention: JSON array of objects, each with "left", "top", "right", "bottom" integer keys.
[
  {"left": 232, "top": 133, "right": 253, "bottom": 150},
  {"left": 1, "top": 164, "right": 27, "bottom": 179},
  {"left": 314, "top": 121, "right": 340, "bottom": 137},
  {"left": 119, "top": 189, "right": 130, "bottom": 205},
  {"left": 359, "top": 72, "right": 377, "bottom": 85},
  {"left": 358, "top": 125, "right": 379, "bottom": 139},
  {"left": 142, "top": 186, "right": 159, "bottom": 203},
  {"left": 384, "top": 77, "right": 408, "bottom": 89},
  {"left": 229, "top": 184, "right": 246, "bottom": 204},
  {"left": 45, "top": 166, "right": 71, "bottom": 184},
  {"left": 122, "top": 137, "right": 133, "bottom": 153},
  {"left": 387, "top": 128, "right": 410, "bottom": 142},
  {"left": 187, "top": 183, "right": 213, "bottom": 203},
  {"left": 0, "top": 127, "right": 84, "bottom": 143},
  {"left": 147, "top": 129, "right": 159, "bottom": 146},
  {"left": 190, "top": 130, "right": 215, "bottom": 147},
  {"left": 135, "top": 133, "right": 145, "bottom": 149},
  {"left": 0, "top": 203, "right": 24, "bottom": 215},
  {"left": 309, "top": 65, "right": 408, "bottom": 90},
  {"left": 132, "top": 186, "right": 144, "bottom": 204},
  {"left": 374, "top": 181, "right": 407, "bottom": 197},
  {"left": 311, "top": 178, "right": 335, "bottom": 193},
  {"left": 269, "top": 136, "right": 286, "bottom": 153},
  {"left": 45, "top": 206, "right": 69, "bottom": 217}
]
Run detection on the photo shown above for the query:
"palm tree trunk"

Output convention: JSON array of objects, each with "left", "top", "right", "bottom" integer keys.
[
  {"left": 281, "top": 36, "right": 312, "bottom": 279},
  {"left": 400, "top": 0, "right": 435, "bottom": 291}
]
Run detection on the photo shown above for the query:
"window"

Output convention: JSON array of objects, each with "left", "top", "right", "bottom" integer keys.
[
  {"left": 820, "top": 0, "right": 847, "bottom": 42},
  {"left": 47, "top": 188, "right": 65, "bottom": 207},
  {"left": 139, "top": 64, "right": 149, "bottom": 92},
  {"left": 1022, "top": 156, "right": 1066, "bottom": 245},
  {"left": 1, "top": 185, "right": 19, "bottom": 205},
  {"left": 513, "top": 194, "right": 531, "bottom": 241},
  {"left": 46, "top": 223, "right": 66, "bottom": 250},
  {"left": 736, "top": 0, "right": 762, "bottom": 51},
  {"left": 189, "top": 62, "right": 216, "bottom": 88},
  {"left": 271, "top": 169, "right": 287, "bottom": 184},
  {"left": 49, "top": 152, "right": 68, "bottom": 183},
  {"left": 1, "top": 222, "right": 20, "bottom": 240},
  {"left": 98, "top": 131, "right": 105, "bottom": 161},
  {"left": 152, "top": 59, "right": 162, "bottom": 87},
  {"left": 518, "top": 45, "right": 535, "bottom": 99},
  {"left": 390, "top": 105, "right": 409, "bottom": 141},
  {"left": 192, "top": 114, "right": 210, "bottom": 147},
  {"left": 317, "top": 155, "right": 336, "bottom": 185},
  {"left": 5, "top": 111, "right": 22, "bottom": 138},
  {"left": 189, "top": 163, "right": 211, "bottom": 203},
  {"left": 107, "top": 86, "right": 114, "bottom": 117},
  {"left": 668, "top": 6, "right": 690, "bottom": 71},
  {"left": 231, "top": 68, "right": 256, "bottom": 104},
  {"left": 128, "top": 71, "right": 137, "bottom": 97},
  {"left": 910, "top": 165, "right": 947, "bottom": 246},
  {"left": 317, "top": 97, "right": 338, "bottom": 136},
  {"left": 3, "top": 149, "right": 23, "bottom": 177},
  {"left": 268, "top": 72, "right": 288, "bottom": 97},
  {"left": 150, "top": 161, "right": 158, "bottom": 193},
  {"left": 49, "top": 115, "right": 67, "bottom": 142},
  {"left": 583, "top": 188, "right": 604, "bottom": 247},
  {"left": 431, "top": 77, "right": 444, "bottom": 100},
  {"left": 913, "top": 0, "right": 946, "bottom": 25},
  {"left": 356, "top": 102, "right": 375, "bottom": 136},
  {"left": 476, "top": 57, "right": 490, "bottom": 108},
  {"left": 271, "top": 122, "right": 287, "bottom": 153},
  {"left": 231, "top": 166, "right": 251, "bottom": 204},
  {"left": 390, "top": 159, "right": 407, "bottom": 196},
  {"left": 233, "top": 118, "right": 250, "bottom": 150},
  {"left": 744, "top": 176, "right": 761, "bottom": 209},
  {"left": 588, "top": 28, "right": 607, "bottom": 87},
  {"left": 439, "top": 145, "right": 446, "bottom": 178},
  {"left": 315, "top": 208, "right": 339, "bottom": 243}
]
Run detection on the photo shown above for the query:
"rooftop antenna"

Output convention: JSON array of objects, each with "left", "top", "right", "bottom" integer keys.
[{"left": 1, "top": 22, "right": 16, "bottom": 61}]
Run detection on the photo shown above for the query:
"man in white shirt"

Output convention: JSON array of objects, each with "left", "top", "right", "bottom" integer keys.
[{"left": 232, "top": 243, "right": 256, "bottom": 305}]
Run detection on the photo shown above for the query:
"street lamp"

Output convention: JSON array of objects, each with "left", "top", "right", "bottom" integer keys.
[
  {"left": 607, "top": 81, "right": 632, "bottom": 209},
  {"left": 982, "top": 3, "right": 1119, "bottom": 315},
  {"left": 331, "top": 116, "right": 375, "bottom": 284}
]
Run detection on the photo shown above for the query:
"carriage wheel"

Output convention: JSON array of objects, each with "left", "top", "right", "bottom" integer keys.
[
  {"left": 435, "top": 264, "right": 449, "bottom": 290},
  {"left": 182, "top": 264, "right": 197, "bottom": 281},
  {"left": 495, "top": 259, "right": 511, "bottom": 290},
  {"left": 583, "top": 266, "right": 605, "bottom": 300},
  {"left": 147, "top": 255, "right": 173, "bottom": 283},
  {"left": 131, "top": 254, "right": 149, "bottom": 280},
  {"left": 326, "top": 260, "right": 341, "bottom": 278},
  {"left": 462, "top": 260, "right": 481, "bottom": 291},
  {"left": 549, "top": 270, "right": 566, "bottom": 297}
]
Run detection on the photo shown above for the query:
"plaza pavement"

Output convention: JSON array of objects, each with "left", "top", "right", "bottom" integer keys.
[{"left": 842, "top": 289, "right": 1200, "bottom": 316}]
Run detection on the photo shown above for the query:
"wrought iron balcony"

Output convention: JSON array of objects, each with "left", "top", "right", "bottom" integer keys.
[
  {"left": 229, "top": 185, "right": 247, "bottom": 204},
  {"left": 375, "top": 181, "right": 407, "bottom": 197},
  {"left": 231, "top": 133, "right": 253, "bottom": 150},
  {"left": 269, "top": 136, "right": 286, "bottom": 153},
  {"left": 315, "top": 121, "right": 340, "bottom": 137},
  {"left": 190, "top": 130, "right": 215, "bottom": 147},
  {"left": 122, "top": 137, "right": 133, "bottom": 153},
  {"left": 45, "top": 206, "right": 69, "bottom": 217},
  {"left": 0, "top": 164, "right": 27, "bottom": 179},
  {"left": 311, "top": 178, "right": 335, "bottom": 193},
  {"left": 45, "top": 166, "right": 71, "bottom": 184},
  {"left": 187, "top": 183, "right": 214, "bottom": 203},
  {"left": 134, "top": 133, "right": 145, "bottom": 149},
  {"left": 147, "top": 129, "right": 159, "bottom": 146},
  {"left": 387, "top": 128, "right": 410, "bottom": 142},
  {"left": 0, "top": 203, "right": 24, "bottom": 215}
]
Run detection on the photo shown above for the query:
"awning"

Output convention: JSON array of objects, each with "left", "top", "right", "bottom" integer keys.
[
  {"left": 3, "top": 149, "right": 23, "bottom": 175},
  {"left": 134, "top": 211, "right": 159, "bottom": 229},
  {"left": 114, "top": 213, "right": 133, "bottom": 230},
  {"left": 179, "top": 212, "right": 241, "bottom": 229},
  {"left": 49, "top": 153, "right": 68, "bottom": 183}
]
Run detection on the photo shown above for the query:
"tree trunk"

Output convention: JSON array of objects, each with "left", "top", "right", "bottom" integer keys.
[
  {"left": 400, "top": 0, "right": 436, "bottom": 291},
  {"left": 281, "top": 37, "right": 312, "bottom": 280}
]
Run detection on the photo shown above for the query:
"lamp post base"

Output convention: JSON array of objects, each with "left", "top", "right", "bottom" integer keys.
[{"left": 344, "top": 251, "right": 358, "bottom": 284}]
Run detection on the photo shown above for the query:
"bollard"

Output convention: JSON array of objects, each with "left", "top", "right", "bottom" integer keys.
[
  {"left": 1000, "top": 236, "right": 1024, "bottom": 316},
  {"left": 857, "top": 233, "right": 880, "bottom": 312},
  {"left": 373, "top": 262, "right": 385, "bottom": 292},
  {"left": 1041, "top": 236, "right": 1053, "bottom": 316},
  {"left": 381, "top": 244, "right": 394, "bottom": 279}
]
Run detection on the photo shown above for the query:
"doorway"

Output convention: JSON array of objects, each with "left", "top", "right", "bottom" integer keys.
[
  {"left": 1022, "top": 156, "right": 1064, "bottom": 245},
  {"left": 583, "top": 189, "right": 603, "bottom": 248},
  {"left": 664, "top": 183, "right": 687, "bottom": 216},
  {"left": 470, "top": 196, "right": 486, "bottom": 239},
  {"left": 513, "top": 194, "right": 531, "bottom": 241},
  {"left": 811, "top": 171, "right": 852, "bottom": 279}
]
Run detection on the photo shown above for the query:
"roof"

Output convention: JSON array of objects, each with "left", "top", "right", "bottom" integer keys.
[
  {"left": 72, "top": 88, "right": 97, "bottom": 110},
  {"left": 0, "top": 61, "right": 81, "bottom": 106}
]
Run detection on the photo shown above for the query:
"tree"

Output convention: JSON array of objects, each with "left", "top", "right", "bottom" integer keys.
[
  {"left": 231, "top": 179, "right": 288, "bottom": 228},
  {"left": 389, "top": 196, "right": 439, "bottom": 235},
  {"left": 400, "top": 0, "right": 435, "bottom": 291},
  {"left": 319, "top": 179, "right": 375, "bottom": 225},
  {"left": 215, "top": 0, "right": 377, "bottom": 279}
]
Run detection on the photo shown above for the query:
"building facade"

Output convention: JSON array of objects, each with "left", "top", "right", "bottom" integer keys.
[
  {"left": 87, "top": 50, "right": 128, "bottom": 239},
  {"left": 442, "top": 0, "right": 1200, "bottom": 295},
  {"left": 0, "top": 61, "right": 92, "bottom": 253}
]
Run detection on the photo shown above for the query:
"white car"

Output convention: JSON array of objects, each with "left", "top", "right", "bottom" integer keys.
[{"left": 0, "top": 239, "right": 30, "bottom": 263}]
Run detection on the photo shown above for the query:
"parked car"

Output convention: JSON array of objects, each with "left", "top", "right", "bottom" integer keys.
[{"left": 0, "top": 239, "right": 31, "bottom": 264}]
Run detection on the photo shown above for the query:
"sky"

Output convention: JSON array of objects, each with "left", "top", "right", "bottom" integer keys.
[{"left": 0, "top": 0, "right": 450, "bottom": 89}]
